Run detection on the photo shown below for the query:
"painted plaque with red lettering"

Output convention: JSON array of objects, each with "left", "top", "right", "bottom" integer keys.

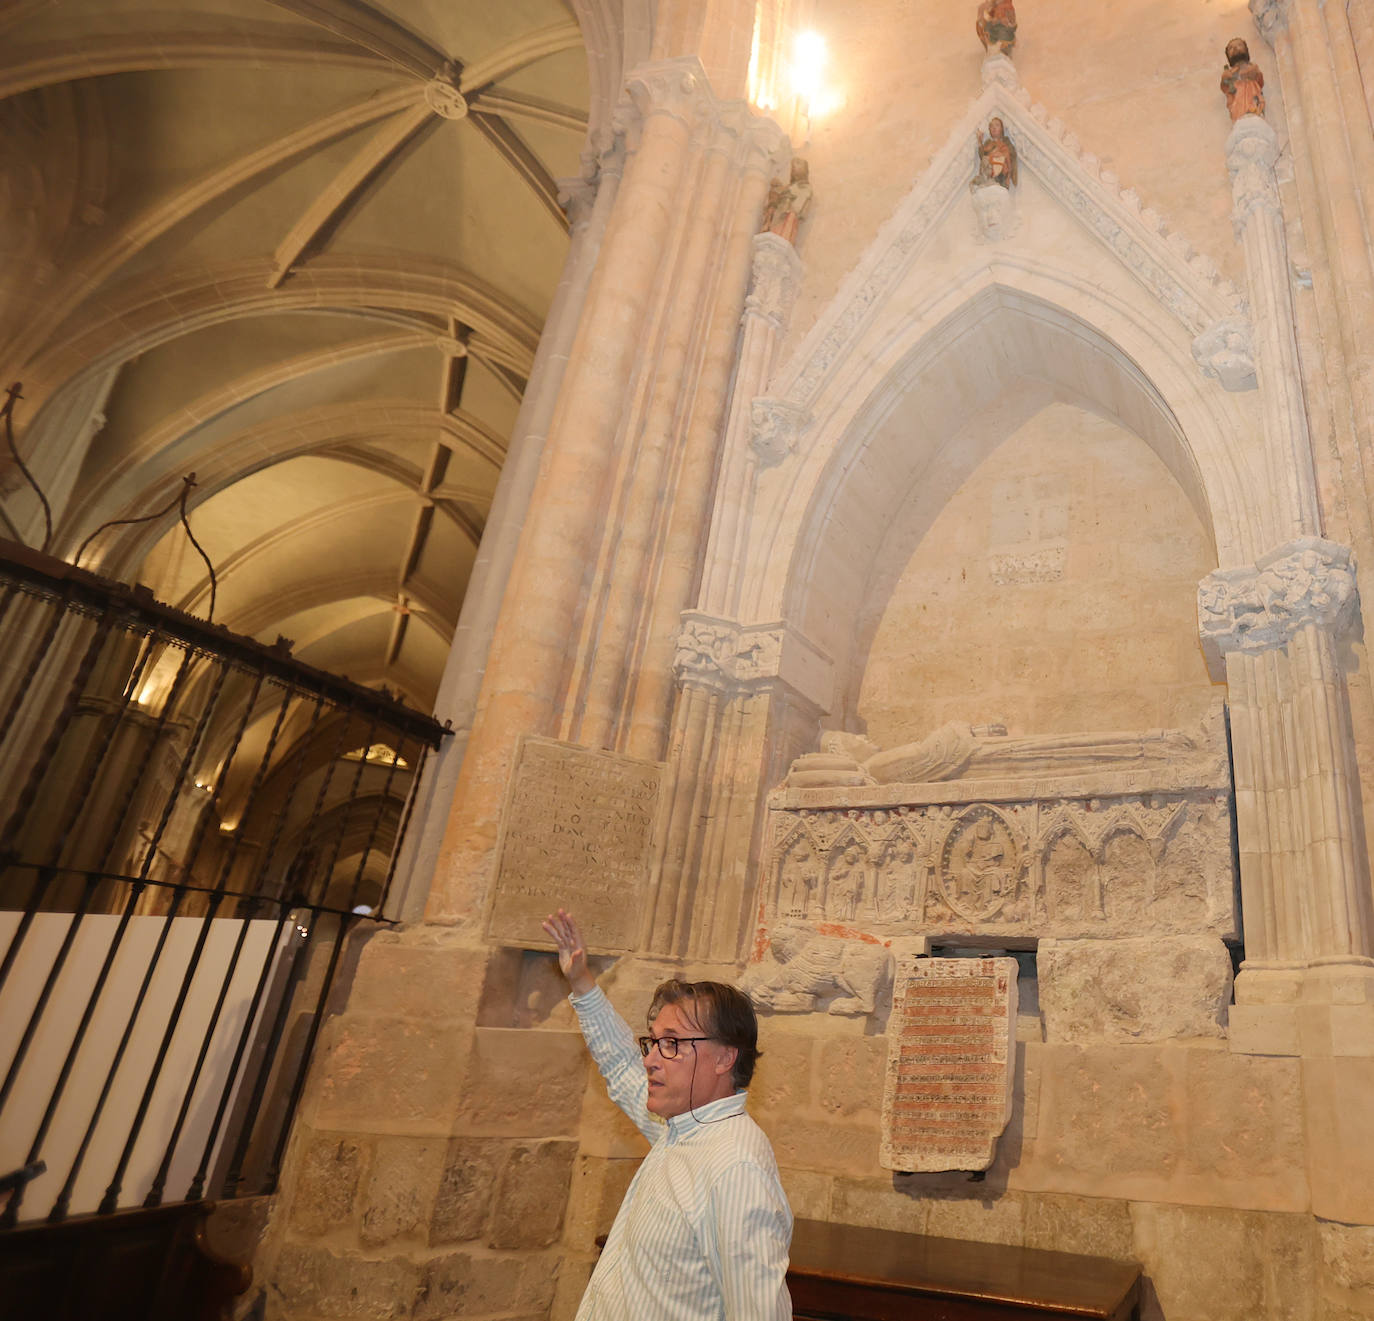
[{"left": 880, "top": 954, "right": 1019, "bottom": 1172}]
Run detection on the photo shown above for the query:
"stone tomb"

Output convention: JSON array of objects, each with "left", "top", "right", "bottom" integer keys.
[
  {"left": 881, "top": 954, "right": 1019, "bottom": 1172},
  {"left": 484, "top": 736, "right": 663, "bottom": 951}
]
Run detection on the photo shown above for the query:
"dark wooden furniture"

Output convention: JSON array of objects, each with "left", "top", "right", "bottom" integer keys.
[
  {"left": 787, "top": 1218, "right": 1141, "bottom": 1321},
  {"left": 0, "top": 1201, "right": 251, "bottom": 1321}
]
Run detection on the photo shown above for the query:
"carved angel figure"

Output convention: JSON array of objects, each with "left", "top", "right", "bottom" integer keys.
[
  {"left": 975, "top": 0, "right": 1017, "bottom": 55},
  {"left": 973, "top": 118, "right": 1018, "bottom": 189},
  {"left": 1220, "top": 38, "right": 1265, "bottom": 121}
]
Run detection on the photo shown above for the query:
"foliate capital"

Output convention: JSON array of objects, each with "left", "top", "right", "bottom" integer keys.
[
  {"left": 673, "top": 612, "right": 833, "bottom": 710},
  {"left": 1199, "top": 538, "right": 1359, "bottom": 670}
]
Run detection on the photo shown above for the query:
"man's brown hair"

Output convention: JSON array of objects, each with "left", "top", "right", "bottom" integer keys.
[{"left": 647, "top": 979, "right": 761, "bottom": 1089}]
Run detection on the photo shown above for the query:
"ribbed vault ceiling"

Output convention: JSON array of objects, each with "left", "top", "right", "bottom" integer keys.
[{"left": 1, "top": 0, "right": 589, "bottom": 714}]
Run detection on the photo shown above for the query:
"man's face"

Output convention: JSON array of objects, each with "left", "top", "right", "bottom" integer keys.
[{"left": 643, "top": 1001, "right": 736, "bottom": 1119}]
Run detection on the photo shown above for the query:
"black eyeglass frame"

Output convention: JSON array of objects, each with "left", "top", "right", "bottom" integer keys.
[{"left": 636, "top": 1035, "right": 716, "bottom": 1059}]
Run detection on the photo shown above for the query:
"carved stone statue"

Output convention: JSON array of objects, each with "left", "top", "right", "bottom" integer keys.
[
  {"left": 975, "top": 0, "right": 1017, "bottom": 55},
  {"left": 973, "top": 118, "right": 1018, "bottom": 190},
  {"left": 760, "top": 158, "right": 812, "bottom": 245},
  {"left": 742, "top": 922, "right": 893, "bottom": 1015},
  {"left": 791, "top": 716, "right": 1211, "bottom": 788},
  {"left": 1220, "top": 38, "right": 1265, "bottom": 121}
]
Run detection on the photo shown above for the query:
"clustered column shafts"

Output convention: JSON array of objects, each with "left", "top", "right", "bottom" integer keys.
[
  {"left": 427, "top": 58, "right": 787, "bottom": 925},
  {"left": 649, "top": 234, "right": 809, "bottom": 960},
  {"left": 1254, "top": 0, "right": 1374, "bottom": 854}
]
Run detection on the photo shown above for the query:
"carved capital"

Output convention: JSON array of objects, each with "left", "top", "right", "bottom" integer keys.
[
  {"left": 745, "top": 233, "right": 803, "bottom": 330},
  {"left": 623, "top": 56, "right": 713, "bottom": 129},
  {"left": 1226, "top": 115, "right": 1281, "bottom": 235},
  {"left": 749, "top": 397, "right": 810, "bottom": 466},
  {"left": 1191, "top": 315, "right": 1256, "bottom": 391},
  {"left": 714, "top": 100, "right": 791, "bottom": 172},
  {"left": 1249, "top": 0, "right": 1290, "bottom": 43},
  {"left": 1199, "top": 538, "right": 1359, "bottom": 668},
  {"left": 556, "top": 173, "right": 598, "bottom": 229},
  {"left": 674, "top": 612, "right": 833, "bottom": 709}
]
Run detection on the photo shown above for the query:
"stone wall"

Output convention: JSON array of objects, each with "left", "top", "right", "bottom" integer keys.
[{"left": 857, "top": 401, "right": 1221, "bottom": 742}]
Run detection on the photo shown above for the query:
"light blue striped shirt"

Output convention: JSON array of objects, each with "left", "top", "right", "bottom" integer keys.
[{"left": 570, "top": 985, "right": 793, "bottom": 1321}]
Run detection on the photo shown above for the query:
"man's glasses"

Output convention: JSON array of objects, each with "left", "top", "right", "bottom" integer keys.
[{"left": 636, "top": 1035, "right": 714, "bottom": 1059}]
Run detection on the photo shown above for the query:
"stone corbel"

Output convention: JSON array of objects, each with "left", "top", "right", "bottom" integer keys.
[
  {"left": 1198, "top": 538, "right": 1359, "bottom": 677},
  {"left": 749, "top": 397, "right": 810, "bottom": 466},
  {"left": 1226, "top": 116, "right": 1282, "bottom": 237},
  {"left": 1249, "top": 0, "right": 1289, "bottom": 44},
  {"left": 673, "top": 611, "right": 833, "bottom": 711},
  {"left": 1191, "top": 315, "right": 1257, "bottom": 391},
  {"left": 745, "top": 234, "right": 803, "bottom": 331}
]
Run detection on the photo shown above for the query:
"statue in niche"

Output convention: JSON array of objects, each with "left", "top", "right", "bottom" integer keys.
[
  {"left": 826, "top": 844, "right": 867, "bottom": 920},
  {"left": 975, "top": 0, "right": 1017, "bottom": 56},
  {"left": 1220, "top": 38, "right": 1265, "bottom": 121},
  {"left": 799, "top": 717, "right": 1207, "bottom": 788},
  {"left": 742, "top": 921, "right": 892, "bottom": 1015},
  {"left": 760, "top": 158, "right": 812, "bottom": 246},
  {"left": 778, "top": 838, "right": 821, "bottom": 917},
  {"left": 939, "top": 806, "right": 1020, "bottom": 921},
  {"left": 973, "top": 118, "right": 1018, "bottom": 190},
  {"left": 875, "top": 836, "right": 923, "bottom": 920}
]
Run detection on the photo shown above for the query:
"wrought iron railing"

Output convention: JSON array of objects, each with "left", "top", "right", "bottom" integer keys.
[{"left": 0, "top": 539, "right": 447, "bottom": 1227}]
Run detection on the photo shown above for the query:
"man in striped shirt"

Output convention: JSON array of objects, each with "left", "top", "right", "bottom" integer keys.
[{"left": 542, "top": 909, "right": 793, "bottom": 1321}]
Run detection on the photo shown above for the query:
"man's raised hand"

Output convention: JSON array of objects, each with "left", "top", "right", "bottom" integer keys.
[{"left": 541, "top": 908, "right": 595, "bottom": 996}]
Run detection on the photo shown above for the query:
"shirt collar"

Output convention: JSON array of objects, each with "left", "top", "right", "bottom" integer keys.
[{"left": 664, "top": 1089, "right": 748, "bottom": 1141}]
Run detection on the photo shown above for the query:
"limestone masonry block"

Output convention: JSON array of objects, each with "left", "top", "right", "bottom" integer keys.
[
  {"left": 1032, "top": 1045, "right": 1180, "bottom": 1194},
  {"left": 1129, "top": 1202, "right": 1315, "bottom": 1321},
  {"left": 348, "top": 935, "right": 489, "bottom": 1021},
  {"left": 1322, "top": 1222, "right": 1374, "bottom": 1291},
  {"left": 1039, "top": 936, "right": 1231, "bottom": 1044},
  {"left": 314, "top": 1016, "right": 468, "bottom": 1134},
  {"left": 273, "top": 1242, "right": 421, "bottom": 1318},
  {"left": 1180, "top": 1050, "right": 1305, "bottom": 1205},
  {"left": 770, "top": 1115, "right": 881, "bottom": 1176},
  {"left": 288, "top": 1133, "right": 366, "bottom": 1238},
  {"left": 1021, "top": 1192, "right": 1134, "bottom": 1259},
  {"left": 414, "top": 1247, "right": 559, "bottom": 1319},
  {"left": 922, "top": 1188, "right": 1026, "bottom": 1247},
  {"left": 817, "top": 1035, "right": 887, "bottom": 1118},
  {"left": 458, "top": 1028, "right": 587, "bottom": 1137},
  {"left": 747, "top": 1031, "right": 815, "bottom": 1116},
  {"left": 359, "top": 1136, "right": 446, "bottom": 1247},
  {"left": 488, "top": 1140, "right": 578, "bottom": 1248},
  {"left": 429, "top": 1138, "right": 506, "bottom": 1246},
  {"left": 829, "top": 1176, "right": 928, "bottom": 1235}
]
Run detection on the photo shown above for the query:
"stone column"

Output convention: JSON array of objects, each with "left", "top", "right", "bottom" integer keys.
[
  {"left": 646, "top": 234, "right": 824, "bottom": 959},
  {"left": 388, "top": 146, "right": 624, "bottom": 920},
  {"left": 427, "top": 60, "right": 786, "bottom": 924},
  {"left": 1225, "top": 113, "right": 1322, "bottom": 538},
  {"left": 1251, "top": 0, "right": 1374, "bottom": 896},
  {"left": 1200, "top": 541, "right": 1374, "bottom": 1041}
]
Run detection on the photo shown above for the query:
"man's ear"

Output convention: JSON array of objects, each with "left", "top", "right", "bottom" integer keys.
[{"left": 714, "top": 1044, "right": 739, "bottom": 1077}]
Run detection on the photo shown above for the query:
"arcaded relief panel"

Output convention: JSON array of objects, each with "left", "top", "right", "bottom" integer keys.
[
  {"left": 486, "top": 736, "right": 663, "bottom": 952},
  {"left": 762, "top": 707, "right": 1236, "bottom": 944}
]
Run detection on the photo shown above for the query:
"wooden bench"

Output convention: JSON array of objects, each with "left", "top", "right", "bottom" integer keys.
[{"left": 787, "top": 1217, "right": 1141, "bottom": 1321}]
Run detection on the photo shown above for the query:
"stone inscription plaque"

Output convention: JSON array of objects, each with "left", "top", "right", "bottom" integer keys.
[
  {"left": 880, "top": 955, "right": 1018, "bottom": 1172},
  {"left": 485, "top": 736, "right": 663, "bottom": 953}
]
